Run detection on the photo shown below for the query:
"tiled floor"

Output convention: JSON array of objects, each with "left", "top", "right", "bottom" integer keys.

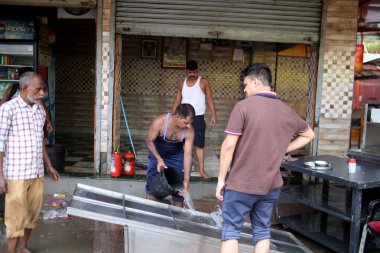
[
  {"left": 55, "top": 133, "right": 94, "bottom": 173},
  {"left": 55, "top": 132, "right": 221, "bottom": 177}
]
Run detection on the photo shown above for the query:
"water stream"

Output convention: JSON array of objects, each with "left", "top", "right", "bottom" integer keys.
[
  {"left": 209, "top": 206, "right": 223, "bottom": 227},
  {"left": 182, "top": 192, "right": 195, "bottom": 211}
]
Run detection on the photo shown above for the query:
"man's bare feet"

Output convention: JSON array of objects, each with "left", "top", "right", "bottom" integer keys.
[
  {"left": 17, "top": 247, "right": 32, "bottom": 253},
  {"left": 200, "top": 170, "right": 210, "bottom": 179}
]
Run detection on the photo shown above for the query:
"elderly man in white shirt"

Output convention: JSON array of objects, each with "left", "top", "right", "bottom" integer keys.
[{"left": 0, "top": 72, "right": 60, "bottom": 253}]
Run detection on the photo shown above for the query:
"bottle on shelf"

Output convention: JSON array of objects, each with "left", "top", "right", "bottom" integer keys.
[
  {"left": 7, "top": 68, "right": 11, "bottom": 80},
  {"left": 13, "top": 68, "right": 19, "bottom": 80}
]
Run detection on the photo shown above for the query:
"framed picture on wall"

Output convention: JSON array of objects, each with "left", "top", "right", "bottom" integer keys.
[
  {"left": 232, "top": 48, "right": 244, "bottom": 63},
  {"left": 141, "top": 39, "right": 157, "bottom": 59},
  {"left": 162, "top": 37, "right": 187, "bottom": 68}
]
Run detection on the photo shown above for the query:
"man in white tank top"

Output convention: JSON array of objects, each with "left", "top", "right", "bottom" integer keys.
[{"left": 172, "top": 60, "right": 217, "bottom": 179}]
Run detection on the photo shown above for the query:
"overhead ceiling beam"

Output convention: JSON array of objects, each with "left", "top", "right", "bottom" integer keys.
[{"left": 0, "top": 0, "right": 96, "bottom": 8}]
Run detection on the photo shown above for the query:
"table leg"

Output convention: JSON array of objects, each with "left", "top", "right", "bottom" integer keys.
[
  {"left": 321, "top": 179, "right": 329, "bottom": 233},
  {"left": 124, "top": 225, "right": 129, "bottom": 253},
  {"left": 344, "top": 187, "right": 352, "bottom": 241},
  {"left": 350, "top": 189, "right": 362, "bottom": 253}
]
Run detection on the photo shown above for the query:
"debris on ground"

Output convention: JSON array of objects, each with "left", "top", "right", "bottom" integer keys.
[
  {"left": 42, "top": 194, "right": 71, "bottom": 222},
  {"left": 54, "top": 193, "right": 66, "bottom": 199}
]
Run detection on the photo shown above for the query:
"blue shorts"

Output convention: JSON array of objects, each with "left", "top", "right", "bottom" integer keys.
[
  {"left": 145, "top": 153, "right": 184, "bottom": 203},
  {"left": 192, "top": 115, "right": 206, "bottom": 148},
  {"left": 221, "top": 188, "right": 281, "bottom": 245}
]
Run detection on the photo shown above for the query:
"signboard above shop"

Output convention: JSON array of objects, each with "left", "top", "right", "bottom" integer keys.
[{"left": 0, "top": 20, "right": 34, "bottom": 40}]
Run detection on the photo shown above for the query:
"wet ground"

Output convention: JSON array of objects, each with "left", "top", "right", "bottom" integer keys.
[
  {"left": 0, "top": 195, "right": 333, "bottom": 253},
  {"left": 0, "top": 216, "right": 125, "bottom": 253}
]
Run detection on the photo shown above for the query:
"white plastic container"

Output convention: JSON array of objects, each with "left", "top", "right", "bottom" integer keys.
[{"left": 348, "top": 158, "right": 357, "bottom": 173}]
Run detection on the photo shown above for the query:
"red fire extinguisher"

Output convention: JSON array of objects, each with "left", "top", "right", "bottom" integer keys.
[
  {"left": 355, "top": 44, "right": 364, "bottom": 73},
  {"left": 124, "top": 149, "right": 135, "bottom": 176},
  {"left": 111, "top": 149, "right": 122, "bottom": 178}
]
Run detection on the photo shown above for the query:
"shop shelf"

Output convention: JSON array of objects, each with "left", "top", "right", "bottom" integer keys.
[
  {"left": 279, "top": 213, "right": 348, "bottom": 253},
  {"left": 0, "top": 80, "right": 18, "bottom": 82},
  {"left": 0, "top": 64, "right": 33, "bottom": 68},
  {"left": 281, "top": 184, "right": 352, "bottom": 222}
]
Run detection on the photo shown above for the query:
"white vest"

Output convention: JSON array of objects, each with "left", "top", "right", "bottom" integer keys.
[{"left": 181, "top": 76, "right": 206, "bottom": 116}]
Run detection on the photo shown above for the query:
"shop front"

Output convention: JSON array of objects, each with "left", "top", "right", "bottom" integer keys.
[
  {"left": 109, "top": 0, "right": 323, "bottom": 175},
  {"left": 0, "top": 4, "right": 97, "bottom": 174},
  {"left": 0, "top": 0, "right": 363, "bottom": 175}
]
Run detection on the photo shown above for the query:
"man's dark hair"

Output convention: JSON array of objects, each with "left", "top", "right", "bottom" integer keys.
[
  {"left": 240, "top": 63, "right": 272, "bottom": 88},
  {"left": 175, "top": 104, "right": 195, "bottom": 119},
  {"left": 186, "top": 60, "right": 198, "bottom": 71}
]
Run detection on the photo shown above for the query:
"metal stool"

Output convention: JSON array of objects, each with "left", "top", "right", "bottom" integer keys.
[{"left": 359, "top": 199, "right": 380, "bottom": 253}]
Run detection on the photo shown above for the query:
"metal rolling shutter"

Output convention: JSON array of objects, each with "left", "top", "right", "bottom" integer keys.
[
  {"left": 0, "top": 0, "right": 96, "bottom": 8},
  {"left": 116, "top": 0, "right": 322, "bottom": 44}
]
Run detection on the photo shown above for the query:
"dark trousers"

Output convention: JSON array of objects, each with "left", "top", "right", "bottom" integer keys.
[{"left": 0, "top": 194, "right": 4, "bottom": 216}]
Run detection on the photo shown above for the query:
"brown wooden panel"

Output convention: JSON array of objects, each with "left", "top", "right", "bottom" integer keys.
[
  {"left": 326, "top": 39, "right": 357, "bottom": 45},
  {"left": 325, "top": 31, "right": 357, "bottom": 39},
  {"left": 327, "top": 5, "right": 358, "bottom": 13},
  {"left": 318, "top": 140, "right": 350, "bottom": 148},
  {"left": 317, "top": 148, "right": 348, "bottom": 156},
  {"left": 327, "top": 11, "right": 357, "bottom": 18},
  {"left": 319, "top": 130, "right": 351, "bottom": 140},
  {"left": 319, "top": 118, "right": 351, "bottom": 128},
  {"left": 317, "top": 117, "right": 351, "bottom": 155},
  {"left": 326, "top": 18, "right": 357, "bottom": 29},
  {"left": 103, "top": 9, "right": 111, "bottom": 16},
  {"left": 103, "top": 0, "right": 111, "bottom": 9},
  {"left": 325, "top": 45, "right": 356, "bottom": 52},
  {"left": 327, "top": 0, "right": 358, "bottom": 7}
]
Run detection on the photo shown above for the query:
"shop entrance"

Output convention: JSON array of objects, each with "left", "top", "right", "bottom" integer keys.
[
  {"left": 118, "top": 35, "right": 318, "bottom": 177},
  {"left": 55, "top": 19, "right": 96, "bottom": 174}
]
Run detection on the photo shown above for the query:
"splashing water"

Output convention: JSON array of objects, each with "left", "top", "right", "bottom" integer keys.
[
  {"left": 174, "top": 187, "right": 195, "bottom": 211},
  {"left": 182, "top": 192, "right": 195, "bottom": 211},
  {"left": 210, "top": 205, "right": 223, "bottom": 227}
]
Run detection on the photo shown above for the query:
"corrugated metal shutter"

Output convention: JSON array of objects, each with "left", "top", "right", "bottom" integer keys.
[
  {"left": 0, "top": 0, "right": 96, "bottom": 8},
  {"left": 116, "top": 0, "right": 322, "bottom": 44}
]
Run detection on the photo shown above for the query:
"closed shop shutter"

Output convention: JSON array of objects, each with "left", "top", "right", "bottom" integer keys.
[
  {"left": 116, "top": 0, "right": 322, "bottom": 44},
  {"left": 0, "top": 0, "right": 96, "bottom": 8}
]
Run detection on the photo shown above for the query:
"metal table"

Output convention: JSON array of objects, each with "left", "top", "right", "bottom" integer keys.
[
  {"left": 281, "top": 155, "right": 380, "bottom": 253},
  {"left": 67, "top": 183, "right": 311, "bottom": 253}
]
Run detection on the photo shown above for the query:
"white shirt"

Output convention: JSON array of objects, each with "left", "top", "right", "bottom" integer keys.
[
  {"left": 181, "top": 76, "right": 206, "bottom": 116},
  {"left": 0, "top": 96, "right": 46, "bottom": 180}
]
